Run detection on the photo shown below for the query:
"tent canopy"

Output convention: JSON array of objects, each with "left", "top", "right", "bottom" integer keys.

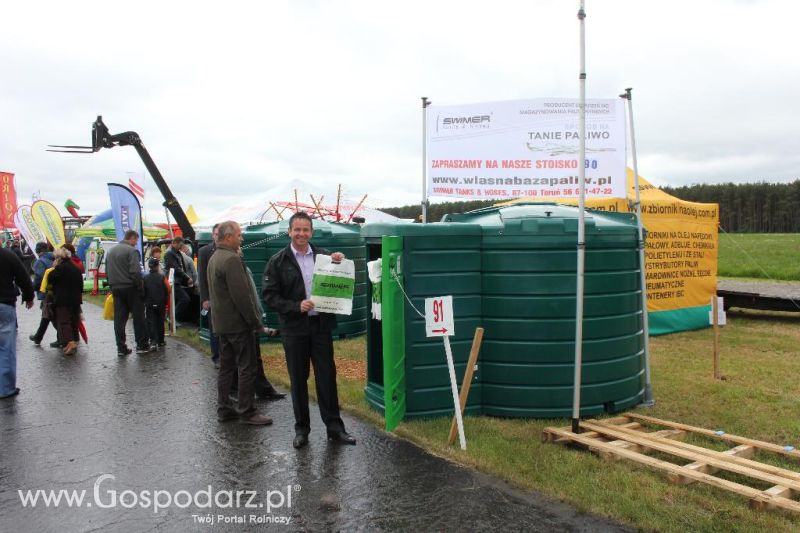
[{"left": 195, "top": 179, "right": 404, "bottom": 228}]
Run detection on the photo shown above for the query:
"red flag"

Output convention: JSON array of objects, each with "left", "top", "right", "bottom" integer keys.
[
  {"left": 128, "top": 176, "right": 145, "bottom": 204},
  {"left": 0, "top": 172, "right": 18, "bottom": 229}
]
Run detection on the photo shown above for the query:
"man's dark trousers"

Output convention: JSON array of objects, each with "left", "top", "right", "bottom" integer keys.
[
  {"left": 218, "top": 331, "right": 258, "bottom": 418},
  {"left": 173, "top": 285, "right": 190, "bottom": 322},
  {"left": 282, "top": 317, "right": 345, "bottom": 436},
  {"left": 231, "top": 333, "right": 278, "bottom": 396},
  {"left": 146, "top": 305, "right": 166, "bottom": 345},
  {"left": 112, "top": 287, "right": 148, "bottom": 350},
  {"left": 205, "top": 310, "right": 220, "bottom": 364}
]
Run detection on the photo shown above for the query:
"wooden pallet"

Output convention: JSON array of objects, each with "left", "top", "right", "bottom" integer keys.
[{"left": 543, "top": 413, "right": 800, "bottom": 514}]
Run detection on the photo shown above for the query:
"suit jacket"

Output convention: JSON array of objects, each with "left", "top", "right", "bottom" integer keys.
[
  {"left": 208, "top": 244, "right": 262, "bottom": 334},
  {"left": 197, "top": 242, "right": 216, "bottom": 303},
  {"left": 262, "top": 243, "right": 337, "bottom": 336}
]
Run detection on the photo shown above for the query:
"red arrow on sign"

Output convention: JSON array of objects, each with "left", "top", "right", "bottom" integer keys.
[{"left": 432, "top": 328, "right": 448, "bottom": 334}]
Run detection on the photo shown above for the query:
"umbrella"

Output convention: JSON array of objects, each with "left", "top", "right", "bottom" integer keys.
[{"left": 78, "top": 320, "right": 88, "bottom": 344}]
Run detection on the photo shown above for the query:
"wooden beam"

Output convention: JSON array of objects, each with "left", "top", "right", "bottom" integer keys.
[
  {"left": 581, "top": 421, "right": 800, "bottom": 492},
  {"left": 752, "top": 486, "right": 795, "bottom": 511},
  {"left": 673, "top": 445, "right": 755, "bottom": 485},
  {"left": 624, "top": 412, "right": 800, "bottom": 460},
  {"left": 543, "top": 426, "right": 800, "bottom": 514}
]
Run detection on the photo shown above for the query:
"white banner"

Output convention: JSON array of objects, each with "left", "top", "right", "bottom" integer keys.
[
  {"left": 426, "top": 98, "right": 626, "bottom": 200},
  {"left": 14, "top": 205, "right": 47, "bottom": 258}
]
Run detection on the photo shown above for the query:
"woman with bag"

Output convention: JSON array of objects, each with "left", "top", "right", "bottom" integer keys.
[{"left": 47, "top": 248, "right": 84, "bottom": 356}]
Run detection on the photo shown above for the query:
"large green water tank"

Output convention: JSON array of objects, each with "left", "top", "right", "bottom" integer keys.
[
  {"left": 197, "top": 220, "right": 367, "bottom": 339},
  {"left": 444, "top": 203, "right": 645, "bottom": 417},
  {"left": 364, "top": 203, "right": 645, "bottom": 420}
]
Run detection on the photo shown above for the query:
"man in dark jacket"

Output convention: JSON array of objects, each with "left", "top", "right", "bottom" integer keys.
[
  {"left": 208, "top": 221, "right": 271, "bottom": 426},
  {"left": 262, "top": 211, "right": 355, "bottom": 448},
  {"left": 164, "top": 236, "right": 194, "bottom": 323},
  {"left": 105, "top": 230, "right": 149, "bottom": 355},
  {"left": 0, "top": 247, "right": 35, "bottom": 399},
  {"left": 197, "top": 224, "right": 220, "bottom": 367}
]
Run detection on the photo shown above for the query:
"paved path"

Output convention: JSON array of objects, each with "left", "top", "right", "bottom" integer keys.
[{"left": 0, "top": 301, "right": 629, "bottom": 532}]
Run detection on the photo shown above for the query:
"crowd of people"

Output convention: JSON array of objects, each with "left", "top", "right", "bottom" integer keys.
[{"left": 1, "top": 213, "right": 357, "bottom": 448}]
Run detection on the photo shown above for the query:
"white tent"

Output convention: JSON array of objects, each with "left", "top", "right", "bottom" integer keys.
[{"left": 195, "top": 179, "right": 404, "bottom": 228}]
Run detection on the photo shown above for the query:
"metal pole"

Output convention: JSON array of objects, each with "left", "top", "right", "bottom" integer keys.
[
  {"left": 620, "top": 87, "right": 655, "bottom": 406},
  {"left": 421, "top": 97, "right": 431, "bottom": 223},
  {"left": 571, "top": 0, "right": 587, "bottom": 434},
  {"left": 164, "top": 205, "right": 175, "bottom": 240}
]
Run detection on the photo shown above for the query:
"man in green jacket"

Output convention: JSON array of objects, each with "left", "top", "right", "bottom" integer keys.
[{"left": 208, "top": 220, "right": 272, "bottom": 426}]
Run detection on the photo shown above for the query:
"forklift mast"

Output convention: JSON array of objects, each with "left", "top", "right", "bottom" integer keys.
[{"left": 48, "top": 116, "right": 195, "bottom": 241}]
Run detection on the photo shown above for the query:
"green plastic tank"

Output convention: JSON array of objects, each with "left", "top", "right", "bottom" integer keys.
[
  {"left": 196, "top": 219, "right": 367, "bottom": 340},
  {"left": 445, "top": 203, "right": 644, "bottom": 417},
  {"left": 362, "top": 223, "right": 484, "bottom": 420},
  {"left": 364, "top": 203, "right": 645, "bottom": 422}
]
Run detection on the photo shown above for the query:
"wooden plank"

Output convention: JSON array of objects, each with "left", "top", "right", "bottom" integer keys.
[
  {"left": 596, "top": 422, "right": 800, "bottom": 484},
  {"left": 674, "top": 446, "right": 756, "bottom": 485},
  {"left": 753, "top": 486, "right": 795, "bottom": 511},
  {"left": 580, "top": 421, "right": 800, "bottom": 493},
  {"left": 544, "top": 422, "right": 643, "bottom": 444},
  {"left": 608, "top": 429, "right": 686, "bottom": 456},
  {"left": 544, "top": 426, "right": 800, "bottom": 514},
  {"left": 624, "top": 412, "right": 800, "bottom": 460}
]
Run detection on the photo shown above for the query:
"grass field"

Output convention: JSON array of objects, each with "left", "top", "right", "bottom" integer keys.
[{"left": 718, "top": 233, "right": 800, "bottom": 280}]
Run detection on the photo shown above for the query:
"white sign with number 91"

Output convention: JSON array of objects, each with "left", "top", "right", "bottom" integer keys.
[{"left": 425, "top": 295, "right": 454, "bottom": 337}]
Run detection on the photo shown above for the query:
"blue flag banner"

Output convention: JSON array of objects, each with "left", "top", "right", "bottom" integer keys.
[{"left": 107, "top": 183, "right": 144, "bottom": 266}]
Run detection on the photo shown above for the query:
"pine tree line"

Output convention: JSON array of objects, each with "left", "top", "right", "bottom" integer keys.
[
  {"left": 662, "top": 181, "right": 800, "bottom": 233},
  {"left": 381, "top": 200, "right": 497, "bottom": 222}
]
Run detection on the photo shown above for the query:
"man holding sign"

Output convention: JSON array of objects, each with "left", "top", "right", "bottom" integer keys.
[{"left": 262, "top": 212, "right": 356, "bottom": 449}]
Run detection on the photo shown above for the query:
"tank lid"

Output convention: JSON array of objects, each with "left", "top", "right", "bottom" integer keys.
[{"left": 361, "top": 222, "right": 482, "bottom": 238}]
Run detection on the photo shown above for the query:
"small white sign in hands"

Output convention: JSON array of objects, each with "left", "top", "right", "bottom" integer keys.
[{"left": 425, "top": 295, "right": 454, "bottom": 337}]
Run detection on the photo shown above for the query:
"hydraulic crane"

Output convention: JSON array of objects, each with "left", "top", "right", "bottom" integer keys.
[{"left": 48, "top": 116, "right": 195, "bottom": 241}]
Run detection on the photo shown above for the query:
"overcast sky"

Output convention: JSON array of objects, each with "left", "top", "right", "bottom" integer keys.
[{"left": 2, "top": 0, "right": 798, "bottom": 222}]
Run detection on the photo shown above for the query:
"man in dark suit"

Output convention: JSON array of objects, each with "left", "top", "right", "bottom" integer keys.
[
  {"left": 197, "top": 224, "right": 221, "bottom": 367},
  {"left": 262, "top": 211, "right": 355, "bottom": 448}
]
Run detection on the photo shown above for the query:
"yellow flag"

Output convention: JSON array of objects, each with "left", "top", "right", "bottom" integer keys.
[
  {"left": 31, "top": 200, "right": 65, "bottom": 247},
  {"left": 185, "top": 204, "right": 200, "bottom": 225}
]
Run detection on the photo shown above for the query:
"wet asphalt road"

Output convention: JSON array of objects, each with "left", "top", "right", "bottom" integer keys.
[{"left": 0, "top": 301, "right": 629, "bottom": 532}]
